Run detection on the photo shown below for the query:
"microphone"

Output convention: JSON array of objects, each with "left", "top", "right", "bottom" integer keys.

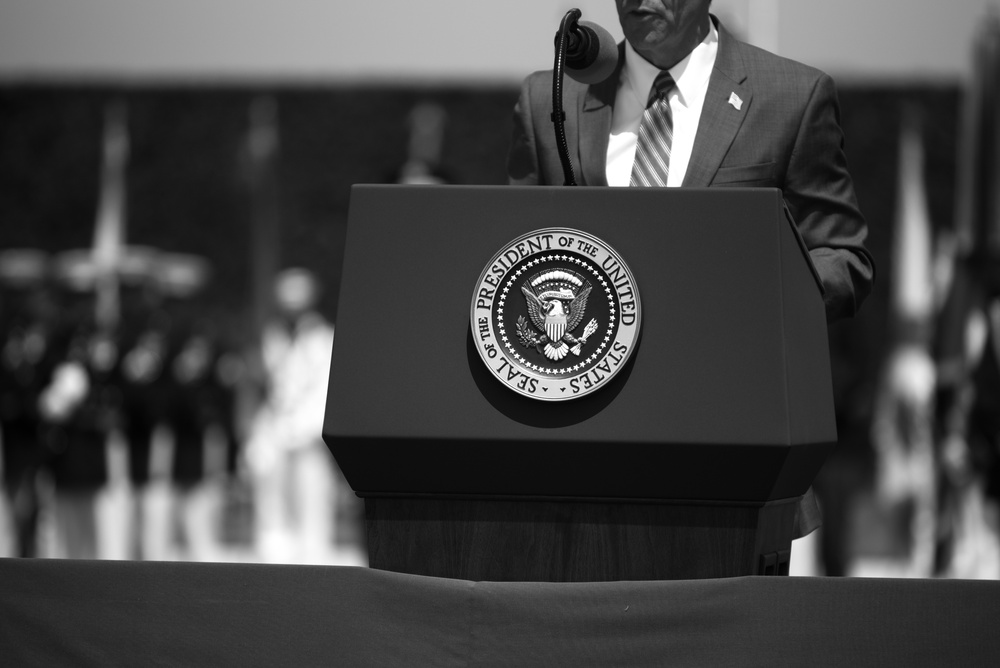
[
  {"left": 551, "top": 10, "right": 619, "bottom": 185},
  {"left": 563, "top": 20, "right": 619, "bottom": 84}
]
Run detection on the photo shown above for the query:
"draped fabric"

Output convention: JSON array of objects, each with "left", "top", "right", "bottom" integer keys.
[{"left": 2, "top": 558, "right": 998, "bottom": 667}]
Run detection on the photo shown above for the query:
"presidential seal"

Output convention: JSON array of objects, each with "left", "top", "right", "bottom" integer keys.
[{"left": 471, "top": 228, "right": 641, "bottom": 401}]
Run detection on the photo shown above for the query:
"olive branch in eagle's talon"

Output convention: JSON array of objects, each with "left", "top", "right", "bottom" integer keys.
[{"left": 517, "top": 315, "right": 546, "bottom": 349}]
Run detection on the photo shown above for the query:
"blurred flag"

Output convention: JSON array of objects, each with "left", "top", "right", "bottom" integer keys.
[
  {"left": 892, "top": 108, "right": 935, "bottom": 328},
  {"left": 91, "top": 101, "right": 129, "bottom": 329},
  {"left": 954, "top": 12, "right": 1000, "bottom": 274},
  {"left": 937, "top": 12, "right": 1000, "bottom": 378},
  {"left": 870, "top": 108, "right": 939, "bottom": 576},
  {"left": 242, "top": 95, "right": 281, "bottom": 338}
]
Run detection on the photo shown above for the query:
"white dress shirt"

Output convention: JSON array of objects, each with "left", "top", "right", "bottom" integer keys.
[{"left": 605, "top": 22, "right": 719, "bottom": 187}]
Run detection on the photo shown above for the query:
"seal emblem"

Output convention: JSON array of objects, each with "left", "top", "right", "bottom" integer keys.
[{"left": 471, "top": 228, "right": 641, "bottom": 401}]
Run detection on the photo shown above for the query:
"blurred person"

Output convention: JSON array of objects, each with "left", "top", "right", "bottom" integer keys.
[
  {"left": 871, "top": 342, "right": 938, "bottom": 574},
  {"left": 951, "top": 298, "right": 1000, "bottom": 578},
  {"left": 391, "top": 101, "right": 454, "bottom": 185},
  {"left": 929, "top": 10, "right": 1000, "bottom": 579},
  {"left": 117, "top": 247, "right": 173, "bottom": 559},
  {"left": 245, "top": 268, "right": 356, "bottom": 564},
  {"left": 148, "top": 253, "right": 231, "bottom": 561},
  {"left": 507, "top": 0, "right": 874, "bottom": 569},
  {"left": 810, "top": 320, "right": 878, "bottom": 577},
  {"left": 934, "top": 267, "right": 1000, "bottom": 579},
  {"left": 164, "top": 324, "right": 233, "bottom": 561},
  {"left": 0, "top": 249, "right": 55, "bottom": 557},
  {"left": 37, "top": 251, "right": 124, "bottom": 559}
]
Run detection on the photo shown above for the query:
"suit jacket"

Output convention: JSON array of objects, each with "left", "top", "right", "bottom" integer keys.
[{"left": 507, "top": 19, "right": 875, "bottom": 324}]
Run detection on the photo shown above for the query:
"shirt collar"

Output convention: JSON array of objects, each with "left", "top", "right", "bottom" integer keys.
[{"left": 622, "top": 18, "right": 719, "bottom": 108}]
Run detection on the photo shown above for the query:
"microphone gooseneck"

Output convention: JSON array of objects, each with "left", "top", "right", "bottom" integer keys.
[
  {"left": 551, "top": 10, "right": 620, "bottom": 186},
  {"left": 551, "top": 9, "right": 581, "bottom": 186}
]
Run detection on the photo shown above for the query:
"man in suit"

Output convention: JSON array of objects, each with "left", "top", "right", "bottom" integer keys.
[
  {"left": 507, "top": 1, "right": 875, "bottom": 540},
  {"left": 508, "top": 0, "right": 874, "bottom": 324}
]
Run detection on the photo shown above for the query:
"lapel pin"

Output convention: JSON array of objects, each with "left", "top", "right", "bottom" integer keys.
[{"left": 728, "top": 92, "right": 743, "bottom": 111}]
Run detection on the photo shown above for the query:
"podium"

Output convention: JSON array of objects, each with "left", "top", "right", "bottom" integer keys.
[{"left": 324, "top": 184, "right": 835, "bottom": 581}]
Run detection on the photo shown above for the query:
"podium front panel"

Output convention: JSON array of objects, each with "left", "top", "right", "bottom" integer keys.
[{"left": 324, "top": 185, "right": 835, "bottom": 502}]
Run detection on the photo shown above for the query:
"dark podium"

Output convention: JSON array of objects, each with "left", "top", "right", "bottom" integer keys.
[{"left": 324, "top": 184, "right": 835, "bottom": 582}]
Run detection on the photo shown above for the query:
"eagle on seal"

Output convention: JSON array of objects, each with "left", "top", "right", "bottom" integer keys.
[{"left": 518, "top": 270, "right": 593, "bottom": 361}]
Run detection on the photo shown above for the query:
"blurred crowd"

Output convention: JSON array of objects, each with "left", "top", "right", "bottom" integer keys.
[
  {"left": 2, "top": 55, "right": 999, "bottom": 581},
  {"left": 866, "top": 228, "right": 1000, "bottom": 580},
  {"left": 0, "top": 247, "right": 365, "bottom": 565},
  {"left": 859, "top": 19, "right": 1000, "bottom": 580}
]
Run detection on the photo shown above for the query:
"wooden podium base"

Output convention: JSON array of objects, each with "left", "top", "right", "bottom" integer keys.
[{"left": 365, "top": 496, "right": 800, "bottom": 582}]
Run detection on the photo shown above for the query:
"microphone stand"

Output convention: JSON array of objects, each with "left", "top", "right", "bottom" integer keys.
[{"left": 552, "top": 8, "right": 581, "bottom": 186}]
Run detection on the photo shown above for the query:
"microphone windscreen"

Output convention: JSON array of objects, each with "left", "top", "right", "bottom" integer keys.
[{"left": 566, "top": 21, "right": 619, "bottom": 84}]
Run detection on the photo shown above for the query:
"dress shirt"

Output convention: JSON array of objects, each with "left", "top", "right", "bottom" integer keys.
[{"left": 606, "top": 22, "right": 719, "bottom": 187}]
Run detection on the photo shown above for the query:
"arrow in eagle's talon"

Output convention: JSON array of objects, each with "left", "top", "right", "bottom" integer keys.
[{"left": 571, "top": 318, "right": 599, "bottom": 355}]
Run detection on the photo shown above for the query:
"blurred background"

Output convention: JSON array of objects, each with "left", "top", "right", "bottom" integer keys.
[{"left": 1, "top": 0, "right": 1000, "bottom": 578}]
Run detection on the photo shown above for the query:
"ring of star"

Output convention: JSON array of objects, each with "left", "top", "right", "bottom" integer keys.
[{"left": 495, "top": 254, "right": 618, "bottom": 376}]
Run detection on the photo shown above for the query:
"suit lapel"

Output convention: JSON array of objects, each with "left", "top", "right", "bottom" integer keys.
[
  {"left": 577, "top": 44, "right": 624, "bottom": 186},
  {"left": 682, "top": 21, "right": 751, "bottom": 187}
]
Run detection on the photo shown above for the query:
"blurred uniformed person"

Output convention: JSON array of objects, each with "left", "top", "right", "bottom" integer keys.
[
  {"left": 0, "top": 249, "right": 56, "bottom": 557},
  {"left": 38, "top": 251, "right": 123, "bottom": 559},
  {"left": 117, "top": 246, "right": 173, "bottom": 559},
  {"left": 157, "top": 253, "right": 235, "bottom": 561}
]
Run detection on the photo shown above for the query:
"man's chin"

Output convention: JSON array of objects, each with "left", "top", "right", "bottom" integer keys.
[
  {"left": 636, "top": 30, "right": 673, "bottom": 55},
  {"left": 625, "top": 17, "right": 672, "bottom": 41}
]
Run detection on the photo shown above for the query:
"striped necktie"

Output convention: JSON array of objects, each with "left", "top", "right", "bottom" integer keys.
[{"left": 630, "top": 71, "right": 676, "bottom": 187}]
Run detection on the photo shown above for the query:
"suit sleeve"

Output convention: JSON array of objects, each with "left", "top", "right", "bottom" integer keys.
[
  {"left": 507, "top": 75, "right": 542, "bottom": 186},
  {"left": 785, "top": 73, "right": 875, "bottom": 322}
]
